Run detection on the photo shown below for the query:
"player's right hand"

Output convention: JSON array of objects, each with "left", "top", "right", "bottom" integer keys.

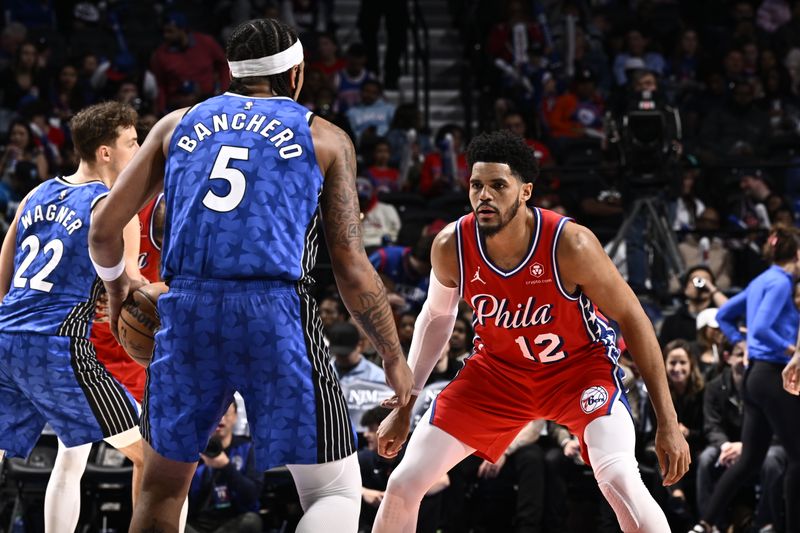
[
  {"left": 383, "top": 356, "right": 413, "bottom": 408},
  {"left": 376, "top": 406, "right": 411, "bottom": 459}
]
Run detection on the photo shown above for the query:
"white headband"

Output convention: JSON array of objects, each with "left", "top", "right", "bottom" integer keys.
[{"left": 228, "top": 40, "right": 304, "bottom": 78}]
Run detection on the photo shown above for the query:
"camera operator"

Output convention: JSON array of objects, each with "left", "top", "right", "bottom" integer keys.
[
  {"left": 659, "top": 265, "right": 729, "bottom": 347},
  {"left": 186, "top": 402, "right": 263, "bottom": 533}
]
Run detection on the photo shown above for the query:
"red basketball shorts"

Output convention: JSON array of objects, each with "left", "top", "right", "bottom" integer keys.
[{"left": 429, "top": 350, "right": 629, "bottom": 465}]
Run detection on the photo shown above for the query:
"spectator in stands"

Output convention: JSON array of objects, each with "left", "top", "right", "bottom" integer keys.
[
  {"left": 346, "top": 79, "right": 396, "bottom": 146},
  {"left": 544, "top": 68, "right": 605, "bottom": 140},
  {"left": 369, "top": 234, "right": 433, "bottom": 311},
  {"left": 310, "top": 32, "right": 346, "bottom": 80},
  {"left": 419, "top": 124, "right": 469, "bottom": 197},
  {"left": 0, "top": 22, "right": 26, "bottom": 71},
  {"left": 49, "top": 63, "right": 87, "bottom": 123},
  {"left": 695, "top": 341, "right": 787, "bottom": 531},
  {"left": 397, "top": 310, "right": 417, "bottom": 355},
  {"left": 670, "top": 154, "right": 706, "bottom": 232},
  {"left": 502, "top": 111, "right": 554, "bottom": 166},
  {"left": 729, "top": 168, "right": 773, "bottom": 230},
  {"left": 0, "top": 118, "right": 47, "bottom": 184},
  {"left": 612, "top": 29, "right": 667, "bottom": 87},
  {"left": 676, "top": 208, "right": 733, "bottom": 292},
  {"left": 758, "top": 66, "right": 800, "bottom": 138},
  {"left": 187, "top": 403, "right": 262, "bottom": 533},
  {"left": 385, "top": 103, "right": 430, "bottom": 190},
  {"left": 357, "top": 0, "right": 407, "bottom": 90},
  {"left": 0, "top": 40, "right": 46, "bottom": 112},
  {"left": 694, "top": 308, "right": 725, "bottom": 379},
  {"left": 149, "top": 12, "right": 229, "bottom": 113},
  {"left": 329, "top": 321, "right": 385, "bottom": 384},
  {"left": 358, "top": 177, "right": 401, "bottom": 252},
  {"left": 648, "top": 339, "right": 705, "bottom": 528},
  {"left": 358, "top": 406, "right": 448, "bottom": 532},
  {"left": 698, "top": 81, "right": 770, "bottom": 163},
  {"left": 319, "top": 295, "right": 347, "bottom": 334},
  {"left": 660, "top": 266, "right": 729, "bottom": 347},
  {"left": 670, "top": 29, "right": 705, "bottom": 94},
  {"left": 334, "top": 43, "right": 373, "bottom": 113},
  {"left": 366, "top": 138, "right": 400, "bottom": 193}
]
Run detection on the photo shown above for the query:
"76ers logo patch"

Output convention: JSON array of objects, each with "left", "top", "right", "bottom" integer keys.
[
  {"left": 530, "top": 262, "right": 544, "bottom": 278},
  {"left": 580, "top": 386, "right": 608, "bottom": 414}
]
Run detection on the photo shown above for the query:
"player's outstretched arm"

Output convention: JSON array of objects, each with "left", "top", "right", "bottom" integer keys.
[
  {"left": 89, "top": 108, "right": 184, "bottom": 339},
  {"left": 377, "top": 225, "right": 461, "bottom": 458},
  {"left": 313, "top": 118, "right": 413, "bottom": 408},
  {"left": 558, "top": 222, "right": 690, "bottom": 486}
]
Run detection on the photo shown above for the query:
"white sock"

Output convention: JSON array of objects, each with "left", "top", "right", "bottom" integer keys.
[
  {"left": 45, "top": 439, "right": 91, "bottom": 533},
  {"left": 287, "top": 453, "right": 362, "bottom": 533},
  {"left": 179, "top": 495, "right": 188, "bottom": 532}
]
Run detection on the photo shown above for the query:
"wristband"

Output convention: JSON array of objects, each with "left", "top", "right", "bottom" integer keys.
[
  {"left": 90, "top": 254, "right": 125, "bottom": 282},
  {"left": 411, "top": 387, "right": 422, "bottom": 396}
]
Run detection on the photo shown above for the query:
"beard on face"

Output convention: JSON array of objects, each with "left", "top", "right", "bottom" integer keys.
[{"left": 476, "top": 198, "right": 521, "bottom": 237}]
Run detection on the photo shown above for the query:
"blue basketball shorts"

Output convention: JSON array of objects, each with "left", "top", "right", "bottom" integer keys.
[
  {"left": 0, "top": 332, "right": 140, "bottom": 458},
  {"left": 142, "top": 278, "right": 355, "bottom": 470}
]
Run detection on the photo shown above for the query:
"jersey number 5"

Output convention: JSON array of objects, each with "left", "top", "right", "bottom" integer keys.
[
  {"left": 202, "top": 146, "right": 250, "bottom": 212},
  {"left": 13, "top": 235, "right": 64, "bottom": 293},
  {"left": 515, "top": 334, "right": 567, "bottom": 363}
]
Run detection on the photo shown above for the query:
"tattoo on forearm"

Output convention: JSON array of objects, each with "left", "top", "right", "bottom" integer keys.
[
  {"left": 322, "top": 130, "right": 362, "bottom": 248},
  {"left": 351, "top": 271, "right": 402, "bottom": 356}
]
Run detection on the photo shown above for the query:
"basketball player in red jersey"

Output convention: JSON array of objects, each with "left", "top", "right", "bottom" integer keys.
[{"left": 373, "top": 130, "right": 690, "bottom": 533}]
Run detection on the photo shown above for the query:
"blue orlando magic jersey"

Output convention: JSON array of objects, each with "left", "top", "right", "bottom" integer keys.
[
  {"left": 0, "top": 177, "right": 107, "bottom": 337},
  {"left": 162, "top": 93, "right": 325, "bottom": 282}
]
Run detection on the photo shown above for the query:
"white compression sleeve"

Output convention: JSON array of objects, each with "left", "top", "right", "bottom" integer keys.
[
  {"left": 45, "top": 439, "right": 91, "bottom": 533},
  {"left": 407, "top": 272, "right": 460, "bottom": 395}
]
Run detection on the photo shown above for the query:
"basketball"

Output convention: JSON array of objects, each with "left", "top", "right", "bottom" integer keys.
[{"left": 118, "top": 282, "right": 169, "bottom": 367}]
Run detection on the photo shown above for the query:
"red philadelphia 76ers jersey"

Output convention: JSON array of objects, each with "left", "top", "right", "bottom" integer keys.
[
  {"left": 430, "top": 208, "right": 628, "bottom": 464},
  {"left": 138, "top": 193, "right": 163, "bottom": 284},
  {"left": 457, "top": 207, "right": 617, "bottom": 371}
]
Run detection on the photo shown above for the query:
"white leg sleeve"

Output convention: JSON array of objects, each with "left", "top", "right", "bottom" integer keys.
[
  {"left": 45, "top": 439, "right": 91, "bottom": 533},
  {"left": 585, "top": 400, "right": 670, "bottom": 533},
  {"left": 373, "top": 409, "right": 475, "bottom": 533},
  {"left": 286, "top": 453, "right": 362, "bottom": 533},
  {"left": 179, "top": 495, "right": 188, "bottom": 533}
]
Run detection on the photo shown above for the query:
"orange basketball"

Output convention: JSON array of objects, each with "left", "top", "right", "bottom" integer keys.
[{"left": 118, "top": 282, "right": 168, "bottom": 367}]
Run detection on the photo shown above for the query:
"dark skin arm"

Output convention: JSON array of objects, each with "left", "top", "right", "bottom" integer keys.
[
  {"left": 558, "top": 222, "right": 690, "bottom": 486},
  {"left": 311, "top": 117, "right": 412, "bottom": 407}
]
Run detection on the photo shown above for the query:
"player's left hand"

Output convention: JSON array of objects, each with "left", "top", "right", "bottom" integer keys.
[
  {"left": 376, "top": 406, "right": 411, "bottom": 459},
  {"left": 655, "top": 421, "right": 691, "bottom": 486},
  {"left": 383, "top": 356, "right": 414, "bottom": 408},
  {"left": 782, "top": 353, "right": 800, "bottom": 395},
  {"left": 477, "top": 456, "right": 505, "bottom": 479}
]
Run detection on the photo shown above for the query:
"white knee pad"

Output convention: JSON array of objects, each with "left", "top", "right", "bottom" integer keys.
[
  {"left": 287, "top": 453, "right": 361, "bottom": 509},
  {"left": 594, "top": 454, "right": 643, "bottom": 531}
]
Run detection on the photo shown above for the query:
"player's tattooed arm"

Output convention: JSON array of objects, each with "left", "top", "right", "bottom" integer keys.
[{"left": 317, "top": 121, "right": 403, "bottom": 357}]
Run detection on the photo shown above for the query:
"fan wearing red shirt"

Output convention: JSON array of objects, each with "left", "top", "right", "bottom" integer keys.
[
  {"left": 367, "top": 138, "right": 400, "bottom": 193},
  {"left": 373, "top": 130, "right": 690, "bottom": 533}
]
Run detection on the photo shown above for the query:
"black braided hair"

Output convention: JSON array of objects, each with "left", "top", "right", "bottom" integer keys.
[{"left": 226, "top": 18, "right": 299, "bottom": 97}]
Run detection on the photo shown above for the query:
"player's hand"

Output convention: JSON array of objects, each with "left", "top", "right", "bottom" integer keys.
[
  {"left": 200, "top": 451, "right": 230, "bottom": 469},
  {"left": 477, "top": 456, "right": 505, "bottom": 479},
  {"left": 655, "top": 421, "right": 691, "bottom": 486},
  {"left": 362, "top": 488, "right": 385, "bottom": 507},
  {"left": 382, "top": 356, "right": 413, "bottom": 408},
  {"left": 104, "top": 272, "right": 146, "bottom": 342},
  {"left": 376, "top": 406, "right": 411, "bottom": 459},
  {"left": 94, "top": 292, "right": 110, "bottom": 323},
  {"left": 782, "top": 353, "right": 800, "bottom": 395}
]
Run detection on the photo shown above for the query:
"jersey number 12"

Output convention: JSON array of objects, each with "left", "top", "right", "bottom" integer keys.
[{"left": 515, "top": 333, "right": 567, "bottom": 363}]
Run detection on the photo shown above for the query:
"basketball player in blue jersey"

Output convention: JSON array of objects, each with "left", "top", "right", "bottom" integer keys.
[
  {"left": 0, "top": 102, "right": 146, "bottom": 515},
  {"left": 89, "top": 18, "right": 413, "bottom": 532}
]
